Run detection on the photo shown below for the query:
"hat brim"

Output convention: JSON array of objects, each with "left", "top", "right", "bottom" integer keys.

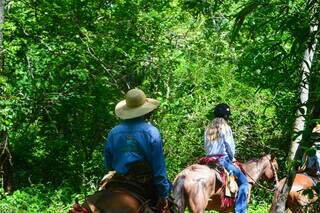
[{"left": 115, "top": 98, "right": 160, "bottom": 119}]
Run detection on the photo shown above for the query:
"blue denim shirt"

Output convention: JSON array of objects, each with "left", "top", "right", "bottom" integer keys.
[{"left": 104, "top": 117, "right": 171, "bottom": 198}]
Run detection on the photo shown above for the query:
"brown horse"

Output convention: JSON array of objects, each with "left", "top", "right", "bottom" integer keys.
[
  {"left": 70, "top": 175, "right": 175, "bottom": 213},
  {"left": 70, "top": 188, "right": 145, "bottom": 213},
  {"left": 269, "top": 173, "right": 318, "bottom": 213},
  {"left": 173, "top": 154, "right": 278, "bottom": 213}
]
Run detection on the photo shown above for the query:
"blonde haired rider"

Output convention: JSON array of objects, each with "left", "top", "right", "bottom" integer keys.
[{"left": 204, "top": 103, "right": 249, "bottom": 213}]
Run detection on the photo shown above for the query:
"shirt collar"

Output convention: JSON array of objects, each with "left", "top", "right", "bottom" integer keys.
[{"left": 123, "top": 116, "right": 145, "bottom": 124}]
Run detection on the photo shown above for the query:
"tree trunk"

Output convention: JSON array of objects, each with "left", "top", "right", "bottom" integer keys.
[
  {"left": 289, "top": 25, "right": 318, "bottom": 160},
  {"left": 274, "top": 23, "right": 318, "bottom": 212},
  {"left": 0, "top": 132, "right": 14, "bottom": 193}
]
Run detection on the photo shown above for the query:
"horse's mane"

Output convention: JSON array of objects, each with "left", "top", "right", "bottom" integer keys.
[
  {"left": 244, "top": 153, "right": 273, "bottom": 164},
  {"left": 246, "top": 158, "right": 259, "bottom": 163}
]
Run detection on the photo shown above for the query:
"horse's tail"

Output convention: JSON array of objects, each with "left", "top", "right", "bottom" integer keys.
[{"left": 173, "top": 174, "right": 186, "bottom": 213}]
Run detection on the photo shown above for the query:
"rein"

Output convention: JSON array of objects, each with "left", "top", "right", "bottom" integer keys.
[
  {"left": 271, "top": 159, "right": 279, "bottom": 185},
  {"left": 246, "top": 173, "right": 276, "bottom": 192}
]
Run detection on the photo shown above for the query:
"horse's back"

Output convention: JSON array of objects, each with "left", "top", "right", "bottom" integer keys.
[
  {"left": 174, "top": 164, "right": 220, "bottom": 191},
  {"left": 277, "top": 173, "right": 315, "bottom": 192},
  {"left": 175, "top": 164, "right": 218, "bottom": 180},
  {"left": 82, "top": 189, "right": 141, "bottom": 213},
  {"left": 292, "top": 174, "right": 317, "bottom": 190}
]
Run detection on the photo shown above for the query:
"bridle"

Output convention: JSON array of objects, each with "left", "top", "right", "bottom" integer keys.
[{"left": 270, "top": 157, "right": 279, "bottom": 185}]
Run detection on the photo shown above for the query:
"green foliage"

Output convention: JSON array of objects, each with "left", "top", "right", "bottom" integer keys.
[
  {"left": 5, "top": 0, "right": 176, "bottom": 189},
  {"left": 0, "top": 184, "right": 89, "bottom": 213},
  {"left": 1, "top": 0, "right": 319, "bottom": 211}
]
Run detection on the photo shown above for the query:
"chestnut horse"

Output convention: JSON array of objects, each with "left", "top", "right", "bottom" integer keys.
[
  {"left": 173, "top": 154, "right": 278, "bottom": 213},
  {"left": 70, "top": 188, "right": 146, "bottom": 213},
  {"left": 269, "top": 174, "right": 318, "bottom": 213},
  {"left": 70, "top": 176, "right": 176, "bottom": 213}
]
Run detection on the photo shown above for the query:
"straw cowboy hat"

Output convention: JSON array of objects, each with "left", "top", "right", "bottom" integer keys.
[{"left": 115, "top": 88, "right": 160, "bottom": 119}]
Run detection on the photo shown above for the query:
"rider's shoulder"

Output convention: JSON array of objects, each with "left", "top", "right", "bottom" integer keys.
[
  {"left": 143, "top": 122, "right": 161, "bottom": 136},
  {"left": 220, "top": 123, "right": 232, "bottom": 132},
  {"left": 108, "top": 123, "right": 126, "bottom": 135}
]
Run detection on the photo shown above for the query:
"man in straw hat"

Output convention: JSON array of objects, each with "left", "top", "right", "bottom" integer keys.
[{"left": 104, "top": 88, "right": 171, "bottom": 212}]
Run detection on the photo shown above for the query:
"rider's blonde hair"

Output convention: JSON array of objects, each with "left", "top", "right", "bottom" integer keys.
[{"left": 206, "top": 117, "right": 228, "bottom": 141}]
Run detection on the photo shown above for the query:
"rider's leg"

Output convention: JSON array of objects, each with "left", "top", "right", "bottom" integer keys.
[
  {"left": 219, "top": 157, "right": 249, "bottom": 213},
  {"left": 315, "top": 151, "right": 320, "bottom": 177},
  {"left": 316, "top": 162, "right": 320, "bottom": 177}
]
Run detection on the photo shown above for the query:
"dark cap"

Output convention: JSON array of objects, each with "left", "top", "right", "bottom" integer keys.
[{"left": 214, "top": 103, "right": 231, "bottom": 120}]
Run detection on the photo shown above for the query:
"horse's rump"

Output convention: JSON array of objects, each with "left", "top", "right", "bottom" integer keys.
[{"left": 173, "top": 164, "right": 235, "bottom": 211}]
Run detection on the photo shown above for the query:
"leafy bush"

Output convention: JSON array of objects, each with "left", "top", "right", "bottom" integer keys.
[{"left": 0, "top": 184, "right": 93, "bottom": 213}]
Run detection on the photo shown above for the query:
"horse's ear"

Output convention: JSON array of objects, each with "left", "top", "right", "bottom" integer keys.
[{"left": 270, "top": 153, "right": 276, "bottom": 160}]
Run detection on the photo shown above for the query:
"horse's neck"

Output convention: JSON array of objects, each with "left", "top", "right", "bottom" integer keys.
[{"left": 242, "top": 158, "right": 268, "bottom": 183}]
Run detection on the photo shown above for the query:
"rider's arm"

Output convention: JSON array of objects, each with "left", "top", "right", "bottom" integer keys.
[
  {"left": 147, "top": 127, "right": 171, "bottom": 198},
  {"left": 223, "top": 125, "right": 236, "bottom": 161},
  {"left": 104, "top": 133, "right": 113, "bottom": 171}
]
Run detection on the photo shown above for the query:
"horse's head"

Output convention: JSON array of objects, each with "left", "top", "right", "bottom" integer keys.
[{"left": 262, "top": 154, "right": 278, "bottom": 182}]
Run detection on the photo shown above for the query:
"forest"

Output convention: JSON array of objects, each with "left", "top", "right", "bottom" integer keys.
[{"left": 0, "top": 0, "right": 319, "bottom": 212}]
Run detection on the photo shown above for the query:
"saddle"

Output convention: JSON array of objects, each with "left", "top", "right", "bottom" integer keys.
[
  {"left": 99, "top": 165, "right": 157, "bottom": 207},
  {"left": 199, "top": 156, "right": 238, "bottom": 195}
]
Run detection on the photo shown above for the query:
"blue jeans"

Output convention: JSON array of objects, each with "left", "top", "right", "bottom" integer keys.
[{"left": 219, "top": 157, "right": 249, "bottom": 213}]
